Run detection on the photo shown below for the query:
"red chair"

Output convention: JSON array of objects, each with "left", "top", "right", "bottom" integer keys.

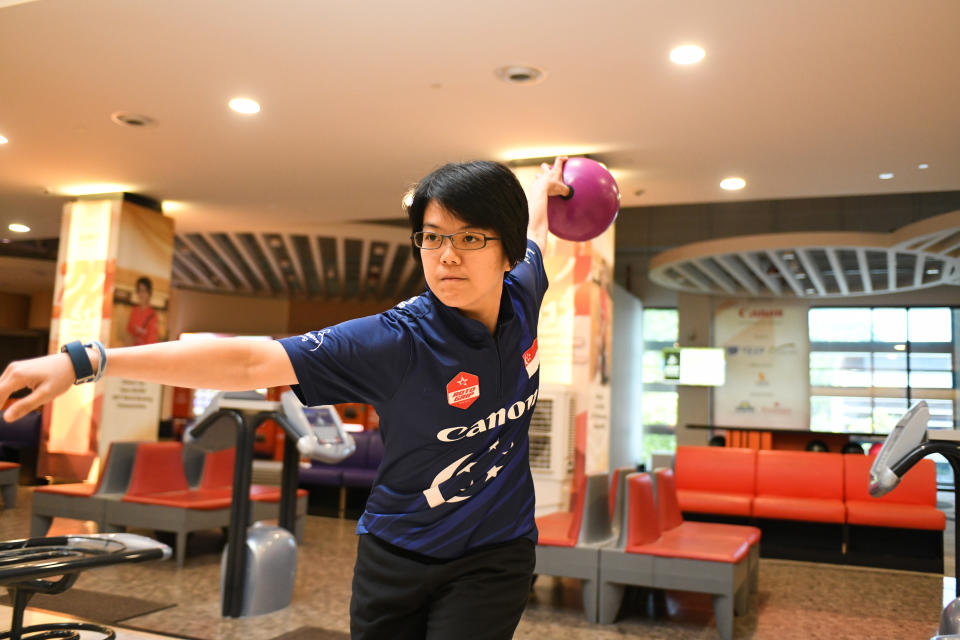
[
  {"left": 598, "top": 473, "right": 751, "bottom": 640},
  {"left": 654, "top": 468, "right": 760, "bottom": 594},
  {"left": 535, "top": 473, "right": 613, "bottom": 622},
  {"left": 31, "top": 442, "right": 139, "bottom": 535},
  {"left": 199, "top": 447, "right": 309, "bottom": 540},
  {"left": 106, "top": 442, "right": 234, "bottom": 566}
]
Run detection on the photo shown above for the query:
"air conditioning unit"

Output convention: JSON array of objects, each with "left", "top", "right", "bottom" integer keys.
[{"left": 529, "top": 383, "right": 576, "bottom": 516}]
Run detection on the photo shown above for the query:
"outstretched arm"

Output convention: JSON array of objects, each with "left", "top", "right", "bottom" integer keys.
[
  {"left": 0, "top": 338, "right": 297, "bottom": 422},
  {"left": 526, "top": 156, "right": 570, "bottom": 251}
]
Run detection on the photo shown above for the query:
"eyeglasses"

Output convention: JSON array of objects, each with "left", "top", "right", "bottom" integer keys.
[{"left": 411, "top": 230, "right": 501, "bottom": 250}]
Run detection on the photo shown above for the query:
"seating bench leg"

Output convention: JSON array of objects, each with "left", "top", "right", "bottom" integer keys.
[
  {"left": 338, "top": 487, "right": 346, "bottom": 519},
  {"left": 598, "top": 582, "right": 625, "bottom": 624},
  {"left": 1, "top": 484, "right": 16, "bottom": 508},
  {"left": 176, "top": 532, "right": 187, "bottom": 568},
  {"left": 712, "top": 593, "right": 734, "bottom": 640},
  {"left": 581, "top": 578, "right": 599, "bottom": 623},
  {"left": 735, "top": 583, "right": 749, "bottom": 616},
  {"left": 749, "top": 545, "right": 759, "bottom": 594},
  {"left": 30, "top": 513, "right": 52, "bottom": 537}
]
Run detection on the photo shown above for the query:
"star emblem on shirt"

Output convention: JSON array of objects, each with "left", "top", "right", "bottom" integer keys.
[{"left": 486, "top": 465, "right": 502, "bottom": 481}]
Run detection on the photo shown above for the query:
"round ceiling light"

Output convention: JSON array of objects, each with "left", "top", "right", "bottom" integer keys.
[
  {"left": 670, "top": 45, "right": 705, "bottom": 65},
  {"left": 495, "top": 65, "right": 545, "bottom": 85},
  {"left": 720, "top": 177, "right": 746, "bottom": 191},
  {"left": 0, "top": 135, "right": 8, "bottom": 144},
  {"left": 879, "top": 172, "right": 894, "bottom": 180},
  {"left": 229, "top": 98, "right": 261, "bottom": 114},
  {"left": 8, "top": 223, "right": 30, "bottom": 233}
]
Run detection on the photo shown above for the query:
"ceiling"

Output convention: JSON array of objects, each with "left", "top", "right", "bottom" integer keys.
[{"left": 0, "top": 0, "right": 958, "bottom": 276}]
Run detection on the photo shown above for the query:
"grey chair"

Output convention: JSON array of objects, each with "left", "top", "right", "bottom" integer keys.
[
  {"left": 598, "top": 472, "right": 751, "bottom": 640},
  {"left": 30, "top": 441, "right": 139, "bottom": 536},
  {"left": 534, "top": 473, "right": 615, "bottom": 622}
]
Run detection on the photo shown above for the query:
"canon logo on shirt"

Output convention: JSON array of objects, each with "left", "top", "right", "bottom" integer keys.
[{"left": 436, "top": 388, "right": 540, "bottom": 442}]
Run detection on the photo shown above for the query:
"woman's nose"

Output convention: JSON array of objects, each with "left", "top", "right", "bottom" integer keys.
[{"left": 439, "top": 240, "right": 460, "bottom": 263}]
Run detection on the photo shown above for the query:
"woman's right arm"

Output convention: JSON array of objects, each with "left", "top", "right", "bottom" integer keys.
[{"left": 0, "top": 338, "right": 297, "bottom": 422}]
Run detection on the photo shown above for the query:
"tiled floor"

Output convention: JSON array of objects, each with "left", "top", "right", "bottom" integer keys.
[{"left": 0, "top": 487, "right": 949, "bottom": 639}]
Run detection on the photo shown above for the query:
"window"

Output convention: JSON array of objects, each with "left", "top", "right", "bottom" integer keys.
[
  {"left": 808, "top": 307, "right": 956, "bottom": 434},
  {"left": 642, "top": 309, "right": 679, "bottom": 452}
]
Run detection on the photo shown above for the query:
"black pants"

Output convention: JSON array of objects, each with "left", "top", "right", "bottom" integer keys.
[{"left": 350, "top": 534, "right": 535, "bottom": 640}]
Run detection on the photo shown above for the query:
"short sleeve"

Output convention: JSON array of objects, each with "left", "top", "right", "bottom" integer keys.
[
  {"left": 277, "top": 313, "right": 411, "bottom": 407},
  {"left": 507, "top": 239, "right": 549, "bottom": 304}
]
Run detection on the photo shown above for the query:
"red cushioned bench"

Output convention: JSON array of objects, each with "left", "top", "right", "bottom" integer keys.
[
  {"left": 844, "top": 454, "right": 945, "bottom": 572},
  {"left": 105, "top": 442, "right": 234, "bottom": 567},
  {"left": 599, "top": 473, "right": 751, "bottom": 640},
  {"left": 674, "top": 446, "right": 756, "bottom": 520},
  {"left": 751, "top": 449, "right": 846, "bottom": 561}
]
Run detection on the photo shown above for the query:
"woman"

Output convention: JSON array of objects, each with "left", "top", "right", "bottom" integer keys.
[
  {"left": 126, "top": 276, "right": 159, "bottom": 346},
  {"left": 0, "top": 157, "right": 570, "bottom": 640}
]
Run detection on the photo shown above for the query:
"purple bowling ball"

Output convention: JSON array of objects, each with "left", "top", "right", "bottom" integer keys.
[{"left": 547, "top": 158, "right": 620, "bottom": 242}]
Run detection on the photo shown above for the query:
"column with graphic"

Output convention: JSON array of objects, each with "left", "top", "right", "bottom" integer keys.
[
  {"left": 42, "top": 196, "right": 174, "bottom": 480},
  {"left": 537, "top": 227, "right": 615, "bottom": 509}
]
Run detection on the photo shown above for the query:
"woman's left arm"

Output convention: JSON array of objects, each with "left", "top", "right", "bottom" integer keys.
[{"left": 526, "top": 157, "right": 569, "bottom": 250}]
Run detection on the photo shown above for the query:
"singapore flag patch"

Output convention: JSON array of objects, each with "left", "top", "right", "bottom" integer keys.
[
  {"left": 447, "top": 372, "right": 480, "bottom": 410},
  {"left": 522, "top": 338, "right": 539, "bottom": 378}
]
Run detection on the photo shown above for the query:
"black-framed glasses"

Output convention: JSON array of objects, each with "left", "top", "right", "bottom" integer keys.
[{"left": 411, "top": 230, "right": 501, "bottom": 250}]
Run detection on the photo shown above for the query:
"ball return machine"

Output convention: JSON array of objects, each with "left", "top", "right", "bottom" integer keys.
[
  {"left": 870, "top": 400, "right": 960, "bottom": 639},
  {"left": 185, "top": 390, "right": 355, "bottom": 617}
]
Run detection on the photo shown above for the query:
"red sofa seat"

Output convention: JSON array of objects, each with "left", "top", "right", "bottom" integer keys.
[
  {"left": 674, "top": 446, "right": 756, "bottom": 517},
  {"left": 536, "top": 475, "right": 587, "bottom": 547},
  {"left": 122, "top": 442, "right": 232, "bottom": 510},
  {"left": 626, "top": 474, "right": 750, "bottom": 563},
  {"left": 844, "top": 455, "right": 944, "bottom": 530},
  {"left": 753, "top": 450, "right": 845, "bottom": 523}
]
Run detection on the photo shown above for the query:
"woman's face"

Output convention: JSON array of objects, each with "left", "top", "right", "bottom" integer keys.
[{"left": 419, "top": 201, "right": 510, "bottom": 328}]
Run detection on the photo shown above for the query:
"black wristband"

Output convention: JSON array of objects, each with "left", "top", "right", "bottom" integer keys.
[{"left": 61, "top": 340, "right": 95, "bottom": 385}]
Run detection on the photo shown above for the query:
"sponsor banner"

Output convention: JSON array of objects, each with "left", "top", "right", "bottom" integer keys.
[{"left": 713, "top": 300, "right": 809, "bottom": 429}]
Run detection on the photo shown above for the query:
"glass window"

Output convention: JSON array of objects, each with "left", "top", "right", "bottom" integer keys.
[
  {"left": 909, "top": 308, "right": 952, "bottom": 342},
  {"left": 643, "top": 308, "right": 679, "bottom": 342},
  {"left": 871, "top": 308, "right": 907, "bottom": 343},
  {"left": 809, "top": 308, "right": 871, "bottom": 342},
  {"left": 642, "top": 391, "right": 678, "bottom": 427},
  {"left": 808, "top": 306, "right": 955, "bottom": 435}
]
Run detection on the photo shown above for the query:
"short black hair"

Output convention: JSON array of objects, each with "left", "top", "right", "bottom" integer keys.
[
  {"left": 406, "top": 161, "right": 528, "bottom": 267},
  {"left": 136, "top": 276, "right": 153, "bottom": 295}
]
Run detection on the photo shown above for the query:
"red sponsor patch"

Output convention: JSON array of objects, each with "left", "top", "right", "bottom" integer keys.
[{"left": 446, "top": 371, "right": 480, "bottom": 410}]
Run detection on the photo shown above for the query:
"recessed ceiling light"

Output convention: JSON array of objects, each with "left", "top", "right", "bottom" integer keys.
[
  {"left": 494, "top": 65, "right": 545, "bottom": 85},
  {"left": 229, "top": 98, "right": 261, "bottom": 114},
  {"left": 0, "top": 135, "right": 8, "bottom": 145},
  {"left": 110, "top": 112, "right": 156, "bottom": 128},
  {"left": 805, "top": 288, "right": 815, "bottom": 295},
  {"left": 893, "top": 344, "right": 906, "bottom": 351},
  {"left": 670, "top": 45, "right": 705, "bottom": 65},
  {"left": 402, "top": 192, "right": 414, "bottom": 208},
  {"left": 878, "top": 172, "right": 894, "bottom": 180},
  {"left": 720, "top": 177, "right": 746, "bottom": 191},
  {"left": 926, "top": 268, "right": 940, "bottom": 275},
  {"left": 9, "top": 223, "right": 30, "bottom": 233},
  {"left": 918, "top": 163, "right": 929, "bottom": 170}
]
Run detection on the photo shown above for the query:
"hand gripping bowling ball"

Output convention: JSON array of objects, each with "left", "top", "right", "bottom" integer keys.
[{"left": 547, "top": 157, "right": 620, "bottom": 242}]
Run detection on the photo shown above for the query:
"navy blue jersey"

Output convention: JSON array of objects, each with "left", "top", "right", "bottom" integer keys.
[{"left": 279, "top": 240, "right": 548, "bottom": 559}]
